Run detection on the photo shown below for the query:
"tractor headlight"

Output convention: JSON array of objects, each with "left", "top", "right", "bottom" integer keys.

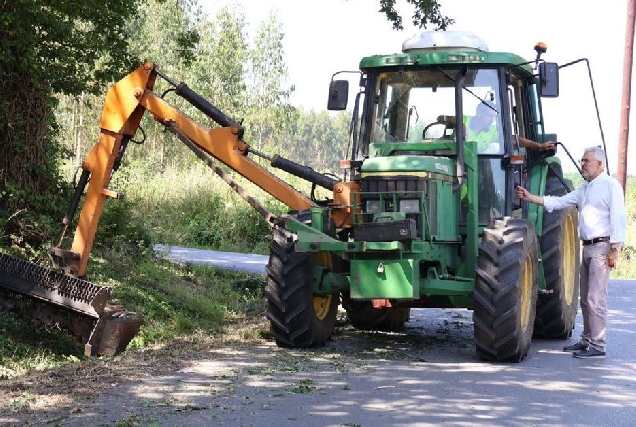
[
  {"left": 366, "top": 200, "right": 381, "bottom": 213},
  {"left": 399, "top": 199, "right": 420, "bottom": 213}
]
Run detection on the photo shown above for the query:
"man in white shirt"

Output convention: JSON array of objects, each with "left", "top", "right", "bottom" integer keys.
[{"left": 515, "top": 146, "right": 627, "bottom": 359}]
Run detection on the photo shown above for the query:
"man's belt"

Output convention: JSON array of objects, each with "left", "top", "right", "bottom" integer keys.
[{"left": 582, "top": 236, "right": 610, "bottom": 246}]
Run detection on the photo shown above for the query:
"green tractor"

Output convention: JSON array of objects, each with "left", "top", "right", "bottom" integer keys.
[{"left": 264, "top": 31, "right": 583, "bottom": 362}]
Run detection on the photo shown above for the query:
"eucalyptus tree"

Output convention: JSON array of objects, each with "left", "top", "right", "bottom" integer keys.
[
  {"left": 281, "top": 109, "right": 350, "bottom": 175},
  {"left": 244, "top": 12, "right": 295, "bottom": 151},
  {"left": 193, "top": 5, "right": 249, "bottom": 123},
  {"left": 124, "top": 0, "right": 204, "bottom": 170}
]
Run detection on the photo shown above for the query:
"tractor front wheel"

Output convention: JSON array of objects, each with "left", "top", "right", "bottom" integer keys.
[
  {"left": 265, "top": 226, "right": 339, "bottom": 348},
  {"left": 473, "top": 217, "right": 538, "bottom": 362}
]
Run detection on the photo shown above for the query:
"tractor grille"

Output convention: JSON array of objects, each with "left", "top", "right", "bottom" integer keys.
[{"left": 356, "top": 176, "right": 432, "bottom": 238}]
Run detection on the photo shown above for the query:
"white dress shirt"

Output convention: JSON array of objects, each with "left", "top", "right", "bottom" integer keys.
[{"left": 543, "top": 173, "right": 627, "bottom": 244}]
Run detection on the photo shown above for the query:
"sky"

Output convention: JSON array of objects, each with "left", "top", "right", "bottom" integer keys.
[{"left": 201, "top": 0, "right": 635, "bottom": 174}]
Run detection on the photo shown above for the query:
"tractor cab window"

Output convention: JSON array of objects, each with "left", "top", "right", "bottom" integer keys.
[
  {"left": 370, "top": 68, "right": 504, "bottom": 155},
  {"left": 506, "top": 71, "right": 542, "bottom": 152}
]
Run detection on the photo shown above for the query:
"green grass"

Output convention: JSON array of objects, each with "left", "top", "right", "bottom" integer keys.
[
  {"left": 0, "top": 163, "right": 272, "bottom": 378},
  {"left": 120, "top": 161, "right": 305, "bottom": 253},
  {"left": 90, "top": 249, "right": 265, "bottom": 351},
  {"left": 0, "top": 314, "right": 81, "bottom": 380}
]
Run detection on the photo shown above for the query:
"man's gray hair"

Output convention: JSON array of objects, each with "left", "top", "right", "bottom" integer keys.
[{"left": 584, "top": 146, "right": 606, "bottom": 165}]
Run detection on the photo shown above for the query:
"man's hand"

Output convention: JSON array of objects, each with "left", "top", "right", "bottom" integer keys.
[
  {"left": 516, "top": 185, "right": 529, "bottom": 201},
  {"left": 607, "top": 248, "right": 620, "bottom": 268},
  {"left": 541, "top": 140, "right": 556, "bottom": 150}
]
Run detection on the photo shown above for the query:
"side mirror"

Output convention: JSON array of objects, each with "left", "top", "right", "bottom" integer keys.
[
  {"left": 327, "top": 80, "right": 349, "bottom": 110},
  {"left": 539, "top": 62, "right": 559, "bottom": 97}
]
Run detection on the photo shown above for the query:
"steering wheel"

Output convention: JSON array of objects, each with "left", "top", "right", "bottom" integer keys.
[
  {"left": 422, "top": 119, "right": 455, "bottom": 139},
  {"left": 422, "top": 115, "right": 456, "bottom": 139}
]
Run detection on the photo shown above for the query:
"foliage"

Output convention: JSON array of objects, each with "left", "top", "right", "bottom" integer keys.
[
  {"left": 94, "top": 174, "right": 153, "bottom": 254},
  {"left": 283, "top": 109, "right": 351, "bottom": 174},
  {"left": 194, "top": 5, "right": 249, "bottom": 117},
  {"left": 120, "top": 161, "right": 282, "bottom": 253},
  {"left": 0, "top": 74, "right": 71, "bottom": 254},
  {"left": 1, "top": 0, "right": 199, "bottom": 96},
  {"left": 612, "top": 175, "right": 636, "bottom": 279},
  {"left": 378, "top": 0, "right": 454, "bottom": 30},
  {"left": 245, "top": 11, "right": 295, "bottom": 150},
  {"left": 0, "top": 0, "right": 200, "bottom": 254}
]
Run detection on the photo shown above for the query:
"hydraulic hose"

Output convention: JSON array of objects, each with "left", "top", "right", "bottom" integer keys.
[
  {"left": 271, "top": 154, "right": 339, "bottom": 191},
  {"left": 175, "top": 83, "right": 240, "bottom": 132}
]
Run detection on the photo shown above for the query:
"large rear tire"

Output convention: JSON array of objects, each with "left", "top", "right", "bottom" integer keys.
[
  {"left": 533, "top": 175, "right": 580, "bottom": 338},
  {"left": 474, "top": 217, "right": 538, "bottom": 362},
  {"left": 341, "top": 293, "right": 410, "bottom": 332},
  {"left": 265, "top": 226, "right": 339, "bottom": 348}
]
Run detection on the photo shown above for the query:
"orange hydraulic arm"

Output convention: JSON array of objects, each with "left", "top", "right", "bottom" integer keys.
[{"left": 54, "top": 62, "right": 336, "bottom": 277}]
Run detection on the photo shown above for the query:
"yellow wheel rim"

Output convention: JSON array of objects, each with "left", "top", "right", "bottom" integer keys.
[
  {"left": 520, "top": 253, "right": 533, "bottom": 331},
  {"left": 563, "top": 213, "right": 576, "bottom": 305},
  {"left": 314, "top": 294, "right": 334, "bottom": 320},
  {"left": 313, "top": 251, "right": 334, "bottom": 321}
]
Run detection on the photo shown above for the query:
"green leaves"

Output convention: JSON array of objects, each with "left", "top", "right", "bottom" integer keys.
[{"left": 378, "top": 0, "right": 454, "bottom": 31}]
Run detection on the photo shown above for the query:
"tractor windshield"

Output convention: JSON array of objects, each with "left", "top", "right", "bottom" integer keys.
[{"left": 369, "top": 68, "right": 504, "bottom": 155}]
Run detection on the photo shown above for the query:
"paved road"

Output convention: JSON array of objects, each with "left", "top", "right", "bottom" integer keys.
[
  {"left": 153, "top": 244, "right": 268, "bottom": 274},
  {"left": 138, "top": 245, "right": 636, "bottom": 426}
]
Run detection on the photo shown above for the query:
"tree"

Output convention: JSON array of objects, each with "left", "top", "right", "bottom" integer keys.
[
  {"left": 194, "top": 5, "right": 249, "bottom": 119},
  {"left": 125, "top": 0, "right": 205, "bottom": 170},
  {"left": 0, "top": 0, "right": 199, "bottom": 251},
  {"left": 245, "top": 12, "right": 295, "bottom": 150},
  {"left": 378, "top": 0, "right": 454, "bottom": 30}
]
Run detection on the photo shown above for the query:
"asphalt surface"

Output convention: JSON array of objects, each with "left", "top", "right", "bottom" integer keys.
[
  {"left": 142, "top": 245, "right": 636, "bottom": 426},
  {"left": 153, "top": 244, "right": 268, "bottom": 274}
]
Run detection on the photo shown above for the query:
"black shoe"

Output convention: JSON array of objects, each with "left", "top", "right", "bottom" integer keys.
[
  {"left": 563, "top": 342, "right": 588, "bottom": 352},
  {"left": 573, "top": 347, "right": 606, "bottom": 359}
]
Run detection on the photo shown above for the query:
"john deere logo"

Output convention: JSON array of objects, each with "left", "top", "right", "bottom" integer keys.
[{"left": 435, "top": 162, "right": 449, "bottom": 173}]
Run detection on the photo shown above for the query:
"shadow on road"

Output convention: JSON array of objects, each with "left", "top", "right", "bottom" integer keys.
[{"left": 3, "top": 281, "right": 636, "bottom": 425}]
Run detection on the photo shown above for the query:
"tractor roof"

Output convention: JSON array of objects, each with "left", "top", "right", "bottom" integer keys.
[{"left": 360, "top": 30, "right": 532, "bottom": 73}]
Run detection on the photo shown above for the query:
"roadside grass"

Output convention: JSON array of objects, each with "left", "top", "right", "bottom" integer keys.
[
  {"left": 123, "top": 160, "right": 328, "bottom": 254},
  {"left": 0, "top": 314, "right": 81, "bottom": 380},
  {"left": 1, "top": 163, "right": 273, "bottom": 380},
  {"left": 0, "top": 248, "right": 267, "bottom": 381}
]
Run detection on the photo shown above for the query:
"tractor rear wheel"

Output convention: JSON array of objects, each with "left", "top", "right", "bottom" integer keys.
[
  {"left": 265, "top": 226, "right": 339, "bottom": 348},
  {"left": 474, "top": 217, "right": 538, "bottom": 362},
  {"left": 341, "top": 293, "right": 410, "bottom": 331},
  {"left": 533, "top": 175, "right": 580, "bottom": 338}
]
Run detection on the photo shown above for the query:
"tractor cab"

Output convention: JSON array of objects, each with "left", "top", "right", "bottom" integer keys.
[{"left": 329, "top": 31, "right": 559, "bottom": 225}]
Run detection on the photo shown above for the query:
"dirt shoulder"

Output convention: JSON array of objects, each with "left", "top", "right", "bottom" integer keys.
[{"left": 0, "top": 309, "right": 475, "bottom": 426}]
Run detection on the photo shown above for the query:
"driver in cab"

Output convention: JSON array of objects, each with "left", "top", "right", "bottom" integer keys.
[{"left": 438, "top": 101, "right": 555, "bottom": 153}]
